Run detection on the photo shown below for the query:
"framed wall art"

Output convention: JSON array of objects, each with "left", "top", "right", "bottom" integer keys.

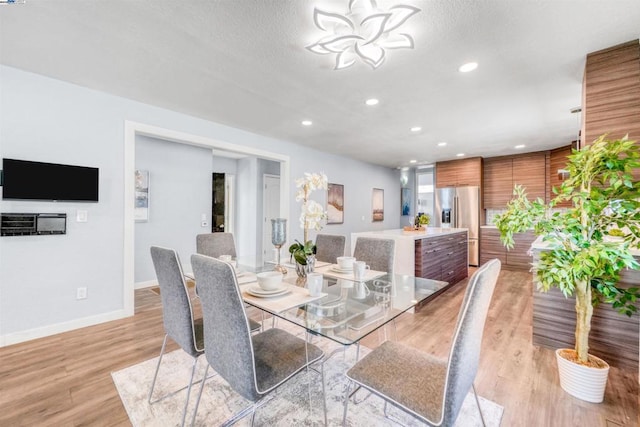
[
  {"left": 327, "top": 183, "right": 344, "bottom": 224},
  {"left": 372, "top": 188, "right": 384, "bottom": 222},
  {"left": 134, "top": 169, "right": 150, "bottom": 222},
  {"left": 401, "top": 187, "right": 411, "bottom": 216}
]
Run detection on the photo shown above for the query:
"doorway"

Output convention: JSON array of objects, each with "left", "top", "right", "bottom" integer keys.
[
  {"left": 212, "top": 173, "right": 226, "bottom": 232},
  {"left": 262, "top": 174, "right": 280, "bottom": 263}
]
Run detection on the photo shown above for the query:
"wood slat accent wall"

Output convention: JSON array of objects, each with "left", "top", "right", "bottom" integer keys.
[
  {"left": 532, "top": 253, "right": 640, "bottom": 370},
  {"left": 584, "top": 40, "right": 640, "bottom": 146}
]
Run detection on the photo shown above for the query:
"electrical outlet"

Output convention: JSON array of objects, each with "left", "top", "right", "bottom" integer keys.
[
  {"left": 76, "top": 287, "right": 87, "bottom": 300},
  {"left": 76, "top": 210, "right": 88, "bottom": 222}
]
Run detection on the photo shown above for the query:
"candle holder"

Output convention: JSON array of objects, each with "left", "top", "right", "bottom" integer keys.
[{"left": 270, "top": 218, "right": 287, "bottom": 275}]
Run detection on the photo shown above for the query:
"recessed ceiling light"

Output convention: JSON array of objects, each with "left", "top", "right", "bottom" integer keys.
[
  {"left": 301, "top": 120, "right": 313, "bottom": 126},
  {"left": 458, "top": 62, "right": 478, "bottom": 73},
  {"left": 365, "top": 98, "right": 379, "bottom": 106},
  {"left": 515, "top": 144, "right": 525, "bottom": 149},
  {"left": 456, "top": 153, "right": 465, "bottom": 157},
  {"left": 410, "top": 126, "right": 422, "bottom": 132},
  {"left": 409, "top": 159, "right": 417, "bottom": 164},
  {"left": 437, "top": 142, "right": 447, "bottom": 147}
]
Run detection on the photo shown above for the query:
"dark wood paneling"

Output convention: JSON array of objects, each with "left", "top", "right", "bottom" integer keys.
[
  {"left": 483, "top": 151, "right": 546, "bottom": 209},
  {"left": 505, "top": 231, "right": 536, "bottom": 269},
  {"left": 480, "top": 227, "right": 535, "bottom": 270},
  {"left": 483, "top": 156, "right": 512, "bottom": 208},
  {"left": 512, "top": 153, "right": 546, "bottom": 201},
  {"left": 435, "top": 157, "right": 482, "bottom": 188},
  {"left": 435, "top": 161, "right": 458, "bottom": 188},
  {"left": 456, "top": 157, "right": 483, "bottom": 187},
  {"left": 547, "top": 145, "right": 573, "bottom": 207},
  {"left": 415, "top": 232, "right": 468, "bottom": 284},
  {"left": 532, "top": 252, "right": 640, "bottom": 370},
  {"left": 584, "top": 40, "right": 640, "bottom": 147},
  {"left": 480, "top": 228, "right": 507, "bottom": 265}
]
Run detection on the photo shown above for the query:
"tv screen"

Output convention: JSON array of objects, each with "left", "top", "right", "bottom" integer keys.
[{"left": 2, "top": 158, "right": 99, "bottom": 202}]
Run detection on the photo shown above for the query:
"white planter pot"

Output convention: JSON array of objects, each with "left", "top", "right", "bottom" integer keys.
[{"left": 555, "top": 349, "right": 610, "bottom": 403}]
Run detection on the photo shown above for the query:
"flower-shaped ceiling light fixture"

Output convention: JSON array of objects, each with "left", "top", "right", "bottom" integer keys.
[{"left": 306, "top": 0, "right": 421, "bottom": 70}]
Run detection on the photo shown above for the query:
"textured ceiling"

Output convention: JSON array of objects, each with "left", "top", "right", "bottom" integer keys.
[{"left": 1, "top": 0, "right": 639, "bottom": 168}]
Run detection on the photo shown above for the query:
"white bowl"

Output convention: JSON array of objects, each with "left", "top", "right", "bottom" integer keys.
[
  {"left": 337, "top": 256, "right": 356, "bottom": 270},
  {"left": 256, "top": 271, "right": 283, "bottom": 291}
]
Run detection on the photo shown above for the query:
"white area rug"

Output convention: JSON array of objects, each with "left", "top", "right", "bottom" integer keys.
[{"left": 112, "top": 329, "right": 503, "bottom": 426}]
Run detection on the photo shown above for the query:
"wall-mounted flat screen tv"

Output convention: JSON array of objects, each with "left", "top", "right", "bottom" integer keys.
[{"left": 2, "top": 158, "right": 99, "bottom": 202}]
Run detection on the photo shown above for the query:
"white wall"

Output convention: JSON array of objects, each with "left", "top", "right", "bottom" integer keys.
[
  {"left": 0, "top": 65, "right": 400, "bottom": 344},
  {"left": 134, "top": 135, "right": 212, "bottom": 283}
]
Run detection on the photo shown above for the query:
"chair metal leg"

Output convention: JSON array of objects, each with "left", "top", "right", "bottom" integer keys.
[
  {"left": 321, "top": 360, "right": 327, "bottom": 426},
  {"left": 178, "top": 357, "right": 200, "bottom": 427},
  {"left": 342, "top": 380, "right": 352, "bottom": 426},
  {"left": 221, "top": 398, "right": 268, "bottom": 427},
  {"left": 472, "top": 383, "right": 487, "bottom": 427},
  {"left": 190, "top": 364, "right": 209, "bottom": 427},
  {"left": 148, "top": 334, "right": 169, "bottom": 403}
]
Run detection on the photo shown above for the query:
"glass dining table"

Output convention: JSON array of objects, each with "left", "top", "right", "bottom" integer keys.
[{"left": 234, "top": 259, "right": 449, "bottom": 360}]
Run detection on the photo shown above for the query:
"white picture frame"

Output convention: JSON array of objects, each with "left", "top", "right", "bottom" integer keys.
[{"left": 134, "top": 170, "right": 149, "bottom": 222}]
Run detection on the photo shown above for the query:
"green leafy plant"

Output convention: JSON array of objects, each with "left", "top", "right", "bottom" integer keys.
[
  {"left": 288, "top": 239, "right": 316, "bottom": 265},
  {"left": 495, "top": 134, "right": 640, "bottom": 365},
  {"left": 416, "top": 213, "right": 431, "bottom": 226}
]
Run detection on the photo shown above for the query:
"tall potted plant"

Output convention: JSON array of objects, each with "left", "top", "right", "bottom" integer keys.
[
  {"left": 494, "top": 134, "right": 640, "bottom": 403},
  {"left": 289, "top": 172, "right": 328, "bottom": 278}
]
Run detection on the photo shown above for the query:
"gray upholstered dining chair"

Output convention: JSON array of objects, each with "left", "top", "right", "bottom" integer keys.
[
  {"left": 342, "top": 258, "right": 501, "bottom": 427},
  {"left": 196, "top": 232, "right": 237, "bottom": 259},
  {"left": 149, "top": 246, "right": 204, "bottom": 427},
  {"left": 189, "top": 254, "right": 326, "bottom": 426},
  {"left": 353, "top": 237, "right": 395, "bottom": 274},
  {"left": 315, "top": 233, "right": 346, "bottom": 264}
]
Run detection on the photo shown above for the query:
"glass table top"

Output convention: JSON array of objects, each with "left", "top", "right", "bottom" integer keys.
[{"left": 240, "top": 269, "right": 449, "bottom": 347}]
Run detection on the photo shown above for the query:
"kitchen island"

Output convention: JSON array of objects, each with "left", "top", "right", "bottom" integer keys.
[{"left": 350, "top": 228, "right": 469, "bottom": 284}]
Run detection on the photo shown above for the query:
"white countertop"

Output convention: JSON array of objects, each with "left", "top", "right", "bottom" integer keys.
[{"left": 352, "top": 227, "right": 468, "bottom": 241}]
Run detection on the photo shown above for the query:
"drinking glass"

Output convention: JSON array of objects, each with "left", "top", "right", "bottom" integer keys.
[{"left": 271, "top": 218, "right": 287, "bottom": 275}]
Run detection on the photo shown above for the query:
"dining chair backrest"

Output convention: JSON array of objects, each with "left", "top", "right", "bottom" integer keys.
[
  {"left": 191, "top": 254, "right": 261, "bottom": 402},
  {"left": 440, "top": 258, "right": 501, "bottom": 425},
  {"left": 353, "top": 237, "right": 395, "bottom": 274},
  {"left": 196, "top": 232, "right": 237, "bottom": 259},
  {"left": 150, "top": 246, "right": 201, "bottom": 356},
  {"left": 315, "top": 234, "right": 346, "bottom": 264}
]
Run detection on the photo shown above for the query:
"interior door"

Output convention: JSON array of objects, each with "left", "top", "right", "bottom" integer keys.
[{"left": 262, "top": 174, "right": 280, "bottom": 263}]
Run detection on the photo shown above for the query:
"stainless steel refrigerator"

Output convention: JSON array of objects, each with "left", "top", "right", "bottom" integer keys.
[{"left": 434, "top": 186, "right": 480, "bottom": 266}]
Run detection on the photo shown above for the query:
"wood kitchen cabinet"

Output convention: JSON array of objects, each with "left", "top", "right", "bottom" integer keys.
[
  {"left": 415, "top": 231, "right": 468, "bottom": 284},
  {"left": 512, "top": 152, "right": 546, "bottom": 201},
  {"left": 483, "top": 151, "right": 546, "bottom": 208},
  {"left": 483, "top": 156, "right": 513, "bottom": 208},
  {"left": 547, "top": 144, "right": 573, "bottom": 207},
  {"left": 480, "top": 227, "right": 534, "bottom": 270},
  {"left": 435, "top": 157, "right": 482, "bottom": 188}
]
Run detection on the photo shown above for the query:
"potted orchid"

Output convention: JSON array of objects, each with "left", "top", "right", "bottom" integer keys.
[{"left": 289, "top": 172, "right": 328, "bottom": 277}]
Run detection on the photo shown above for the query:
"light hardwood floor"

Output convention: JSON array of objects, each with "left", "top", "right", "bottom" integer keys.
[{"left": 0, "top": 269, "right": 638, "bottom": 426}]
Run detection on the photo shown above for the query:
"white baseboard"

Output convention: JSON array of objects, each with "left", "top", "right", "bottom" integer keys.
[
  {"left": 135, "top": 279, "right": 158, "bottom": 290},
  {"left": 0, "top": 309, "right": 129, "bottom": 348}
]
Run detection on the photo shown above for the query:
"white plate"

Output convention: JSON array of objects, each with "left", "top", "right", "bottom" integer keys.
[
  {"left": 331, "top": 265, "right": 353, "bottom": 274},
  {"left": 246, "top": 285, "right": 290, "bottom": 298}
]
